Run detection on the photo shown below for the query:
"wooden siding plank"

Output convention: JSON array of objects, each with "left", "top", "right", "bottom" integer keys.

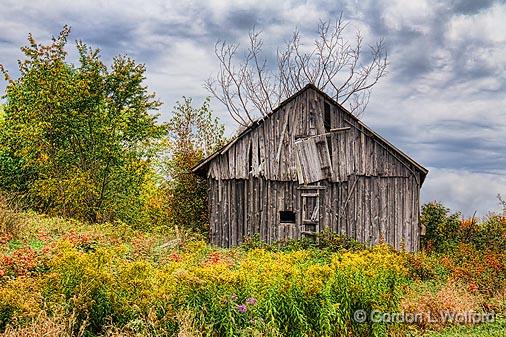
[
  {"left": 364, "top": 177, "right": 371, "bottom": 245},
  {"left": 372, "top": 177, "right": 380, "bottom": 245}
]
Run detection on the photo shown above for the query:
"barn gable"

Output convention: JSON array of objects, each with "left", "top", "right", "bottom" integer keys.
[{"left": 193, "top": 84, "right": 428, "bottom": 185}]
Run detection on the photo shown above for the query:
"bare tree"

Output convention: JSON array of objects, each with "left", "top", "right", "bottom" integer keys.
[
  {"left": 205, "top": 16, "right": 388, "bottom": 127},
  {"left": 498, "top": 194, "right": 506, "bottom": 215}
]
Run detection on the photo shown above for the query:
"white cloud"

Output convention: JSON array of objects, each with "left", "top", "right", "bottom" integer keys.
[
  {"left": 447, "top": 2, "right": 506, "bottom": 43},
  {"left": 381, "top": 0, "right": 434, "bottom": 31},
  {"left": 422, "top": 167, "right": 506, "bottom": 217}
]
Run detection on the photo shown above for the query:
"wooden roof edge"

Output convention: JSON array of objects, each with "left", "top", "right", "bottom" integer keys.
[
  {"left": 192, "top": 83, "right": 429, "bottom": 184},
  {"left": 192, "top": 119, "right": 262, "bottom": 175}
]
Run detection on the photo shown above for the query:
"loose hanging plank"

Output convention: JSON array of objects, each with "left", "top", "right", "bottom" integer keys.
[{"left": 294, "top": 137, "right": 325, "bottom": 184}]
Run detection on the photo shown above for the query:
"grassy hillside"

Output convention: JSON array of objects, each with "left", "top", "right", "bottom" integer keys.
[{"left": 0, "top": 202, "right": 505, "bottom": 336}]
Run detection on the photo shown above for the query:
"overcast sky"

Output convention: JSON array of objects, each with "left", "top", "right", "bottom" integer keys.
[{"left": 0, "top": 0, "right": 505, "bottom": 216}]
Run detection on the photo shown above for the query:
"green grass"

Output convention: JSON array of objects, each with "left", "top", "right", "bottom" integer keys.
[{"left": 423, "top": 318, "right": 506, "bottom": 336}]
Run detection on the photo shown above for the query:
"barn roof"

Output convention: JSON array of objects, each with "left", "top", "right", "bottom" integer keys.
[{"left": 193, "top": 83, "right": 428, "bottom": 184}]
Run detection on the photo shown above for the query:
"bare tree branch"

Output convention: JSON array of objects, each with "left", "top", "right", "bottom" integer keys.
[{"left": 206, "top": 16, "right": 388, "bottom": 125}]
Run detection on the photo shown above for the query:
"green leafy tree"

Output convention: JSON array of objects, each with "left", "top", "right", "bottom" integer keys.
[
  {"left": 421, "top": 201, "right": 506, "bottom": 253},
  {"left": 164, "top": 97, "right": 225, "bottom": 233},
  {"left": 420, "top": 202, "right": 462, "bottom": 252},
  {"left": 0, "top": 26, "right": 165, "bottom": 224}
]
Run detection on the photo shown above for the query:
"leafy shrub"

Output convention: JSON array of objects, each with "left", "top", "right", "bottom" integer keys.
[
  {"left": 474, "top": 215, "right": 506, "bottom": 251},
  {"left": 405, "top": 252, "right": 447, "bottom": 281},
  {"left": 317, "top": 229, "right": 367, "bottom": 252},
  {"left": 445, "top": 243, "right": 505, "bottom": 296},
  {"left": 0, "top": 277, "right": 42, "bottom": 331},
  {"left": 405, "top": 244, "right": 506, "bottom": 296},
  {"left": 421, "top": 202, "right": 506, "bottom": 254},
  {"left": 164, "top": 149, "right": 208, "bottom": 234},
  {"left": 0, "top": 27, "right": 165, "bottom": 226},
  {"left": 241, "top": 230, "right": 366, "bottom": 253},
  {"left": 421, "top": 202, "right": 462, "bottom": 252},
  {"left": 163, "top": 97, "right": 225, "bottom": 234}
]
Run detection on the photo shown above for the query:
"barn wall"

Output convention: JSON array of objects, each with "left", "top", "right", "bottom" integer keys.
[{"left": 208, "top": 175, "right": 420, "bottom": 251}]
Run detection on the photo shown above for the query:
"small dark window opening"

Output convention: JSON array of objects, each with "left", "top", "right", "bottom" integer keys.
[
  {"left": 248, "top": 142, "right": 253, "bottom": 174},
  {"left": 280, "top": 211, "right": 296, "bottom": 223},
  {"left": 324, "top": 102, "right": 331, "bottom": 132}
]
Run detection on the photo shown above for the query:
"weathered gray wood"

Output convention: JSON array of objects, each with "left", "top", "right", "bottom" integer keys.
[
  {"left": 206, "top": 88, "right": 423, "bottom": 189},
  {"left": 405, "top": 179, "right": 411, "bottom": 251},
  {"left": 389, "top": 177, "right": 395, "bottom": 248},
  {"left": 394, "top": 178, "right": 401, "bottom": 249},
  {"left": 207, "top": 176, "right": 422, "bottom": 251},
  {"left": 203, "top": 86, "right": 425, "bottom": 251},
  {"left": 372, "top": 177, "right": 380, "bottom": 245},
  {"left": 364, "top": 177, "right": 371, "bottom": 245}
]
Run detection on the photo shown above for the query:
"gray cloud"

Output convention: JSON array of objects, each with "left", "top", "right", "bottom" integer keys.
[
  {"left": 394, "top": 51, "right": 434, "bottom": 82},
  {"left": 450, "top": 0, "right": 498, "bottom": 15},
  {"left": 226, "top": 9, "right": 261, "bottom": 30}
]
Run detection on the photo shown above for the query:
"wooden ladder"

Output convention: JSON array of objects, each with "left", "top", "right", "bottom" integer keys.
[{"left": 299, "top": 184, "right": 322, "bottom": 239}]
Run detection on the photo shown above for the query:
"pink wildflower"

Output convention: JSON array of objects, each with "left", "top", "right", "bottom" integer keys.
[{"left": 237, "top": 304, "right": 247, "bottom": 313}]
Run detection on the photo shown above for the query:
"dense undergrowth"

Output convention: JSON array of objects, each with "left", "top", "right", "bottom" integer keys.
[{"left": 0, "top": 201, "right": 505, "bottom": 336}]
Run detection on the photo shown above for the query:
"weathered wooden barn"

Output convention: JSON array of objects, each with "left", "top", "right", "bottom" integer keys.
[{"left": 193, "top": 84, "right": 428, "bottom": 251}]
